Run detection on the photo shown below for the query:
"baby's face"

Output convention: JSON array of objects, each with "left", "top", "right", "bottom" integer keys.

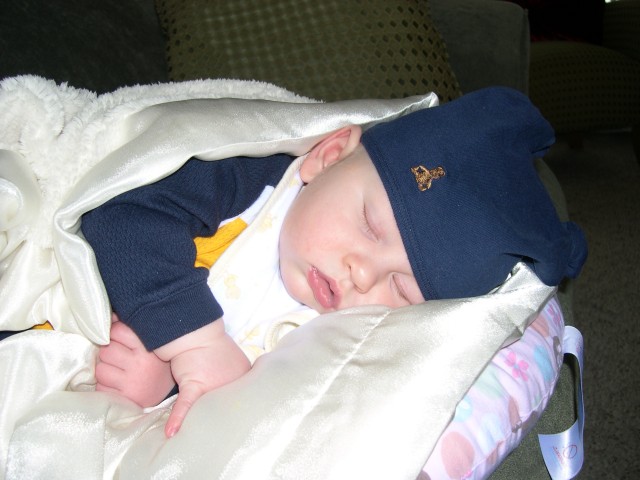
[{"left": 279, "top": 144, "right": 425, "bottom": 313}]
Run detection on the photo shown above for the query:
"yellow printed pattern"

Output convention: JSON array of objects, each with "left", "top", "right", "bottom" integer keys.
[{"left": 194, "top": 217, "right": 248, "bottom": 269}]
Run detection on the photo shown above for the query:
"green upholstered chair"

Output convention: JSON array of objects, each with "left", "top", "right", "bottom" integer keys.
[{"left": 527, "top": 0, "right": 640, "bottom": 160}]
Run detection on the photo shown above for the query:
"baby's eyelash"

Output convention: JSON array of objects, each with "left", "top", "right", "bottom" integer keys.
[
  {"left": 392, "top": 275, "right": 410, "bottom": 303},
  {"left": 361, "top": 205, "right": 376, "bottom": 238}
]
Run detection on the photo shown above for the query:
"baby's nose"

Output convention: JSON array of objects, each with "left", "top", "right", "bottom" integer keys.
[{"left": 346, "top": 253, "right": 378, "bottom": 294}]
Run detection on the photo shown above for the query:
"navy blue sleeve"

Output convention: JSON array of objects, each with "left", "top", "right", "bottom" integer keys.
[{"left": 81, "top": 154, "right": 292, "bottom": 350}]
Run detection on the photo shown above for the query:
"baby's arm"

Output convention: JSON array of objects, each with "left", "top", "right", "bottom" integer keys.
[
  {"left": 155, "top": 320, "right": 251, "bottom": 437},
  {"left": 96, "top": 314, "right": 251, "bottom": 437},
  {"left": 82, "top": 158, "right": 240, "bottom": 435},
  {"left": 82, "top": 155, "right": 291, "bottom": 436}
]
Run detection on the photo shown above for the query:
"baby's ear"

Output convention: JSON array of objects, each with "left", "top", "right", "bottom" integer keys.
[{"left": 299, "top": 125, "right": 362, "bottom": 182}]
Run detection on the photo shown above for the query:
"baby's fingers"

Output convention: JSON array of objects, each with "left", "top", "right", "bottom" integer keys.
[
  {"left": 164, "top": 383, "right": 205, "bottom": 438},
  {"left": 95, "top": 383, "right": 120, "bottom": 395},
  {"left": 109, "top": 320, "right": 145, "bottom": 349},
  {"left": 98, "top": 340, "right": 133, "bottom": 366},
  {"left": 95, "top": 361, "right": 125, "bottom": 390}
]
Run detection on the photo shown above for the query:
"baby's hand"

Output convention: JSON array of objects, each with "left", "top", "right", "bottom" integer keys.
[
  {"left": 155, "top": 320, "right": 251, "bottom": 438},
  {"left": 95, "top": 314, "right": 176, "bottom": 407}
]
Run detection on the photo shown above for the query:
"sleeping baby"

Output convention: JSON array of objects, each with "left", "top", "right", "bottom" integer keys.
[{"left": 80, "top": 86, "right": 587, "bottom": 438}]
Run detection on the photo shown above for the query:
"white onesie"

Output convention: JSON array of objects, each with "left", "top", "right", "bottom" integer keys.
[{"left": 205, "top": 158, "right": 319, "bottom": 363}]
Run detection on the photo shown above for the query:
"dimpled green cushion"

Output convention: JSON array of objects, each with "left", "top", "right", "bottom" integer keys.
[
  {"left": 154, "top": 0, "right": 461, "bottom": 102},
  {"left": 529, "top": 40, "right": 640, "bottom": 134}
]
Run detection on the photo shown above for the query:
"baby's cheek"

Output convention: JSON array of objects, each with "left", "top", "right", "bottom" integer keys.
[{"left": 279, "top": 261, "right": 303, "bottom": 302}]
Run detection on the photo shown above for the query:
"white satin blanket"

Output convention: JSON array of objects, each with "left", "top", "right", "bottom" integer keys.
[{"left": 0, "top": 76, "right": 556, "bottom": 479}]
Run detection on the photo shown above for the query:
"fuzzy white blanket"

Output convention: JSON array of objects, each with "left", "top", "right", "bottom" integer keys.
[{"left": 0, "top": 76, "right": 555, "bottom": 479}]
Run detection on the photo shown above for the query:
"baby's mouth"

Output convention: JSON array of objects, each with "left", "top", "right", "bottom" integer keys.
[{"left": 307, "top": 266, "right": 339, "bottom": 310}]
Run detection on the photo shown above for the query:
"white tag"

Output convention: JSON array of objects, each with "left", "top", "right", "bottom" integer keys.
[{"left": 538, "top": 326, "right": 585, "bottom": 479}]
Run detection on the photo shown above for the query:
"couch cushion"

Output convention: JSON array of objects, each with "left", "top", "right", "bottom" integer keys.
[
  {"left": 0, "top": 0, "right": 168, "bottom": 93},
  {"left": 505, "top": 0, "right": 605, "bottom": 45},
  {"left": 429, "top": 0, "right": 530, "bottom": 95},
  {"left": 154, "top": 0, "right": 461, "bottom": 102},
  {"left": 530, "top": 40, "right": 640, "bottom": 133}
]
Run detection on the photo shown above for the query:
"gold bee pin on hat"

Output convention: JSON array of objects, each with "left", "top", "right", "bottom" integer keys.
[{"left": 411, "top": 165, "right": 445, "bottom": 191}]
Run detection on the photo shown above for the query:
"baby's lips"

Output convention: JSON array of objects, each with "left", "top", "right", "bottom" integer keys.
[{"left": 308, "top": 266, "right": 339, "bottom": 309}]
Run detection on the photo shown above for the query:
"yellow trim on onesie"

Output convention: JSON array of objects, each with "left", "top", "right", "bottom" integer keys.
[
  {"left": 194, "top": 217, "right": 249, "bottom": 269},
  {"left": 32, "top": 321, "right": 53, "bottom": 330},
  {"left": 193, "top": 185, "right": 274, "bottom": 269}
]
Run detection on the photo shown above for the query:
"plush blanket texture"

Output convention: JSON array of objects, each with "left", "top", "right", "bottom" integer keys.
[{"left": 0, "top": 76, "right": 555, "bottom": 479}]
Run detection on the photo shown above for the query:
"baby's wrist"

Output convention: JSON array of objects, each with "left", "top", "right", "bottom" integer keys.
[{"left": 154, "top": 319, "right": 226, "bottom": 362}]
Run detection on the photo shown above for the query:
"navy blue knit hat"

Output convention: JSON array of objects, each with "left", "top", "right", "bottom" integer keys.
[{"left": 361, "top": 86, "right": 588, "bottom": 300}]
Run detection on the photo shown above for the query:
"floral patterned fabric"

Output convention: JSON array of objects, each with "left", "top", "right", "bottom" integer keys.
[{"left": 422, "top": 296, "right": 564, "bottom": 479}]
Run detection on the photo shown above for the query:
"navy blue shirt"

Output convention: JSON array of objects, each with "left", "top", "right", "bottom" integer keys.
[{"left": 81, "top": 154, "right": 293, "bottom": 350}]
